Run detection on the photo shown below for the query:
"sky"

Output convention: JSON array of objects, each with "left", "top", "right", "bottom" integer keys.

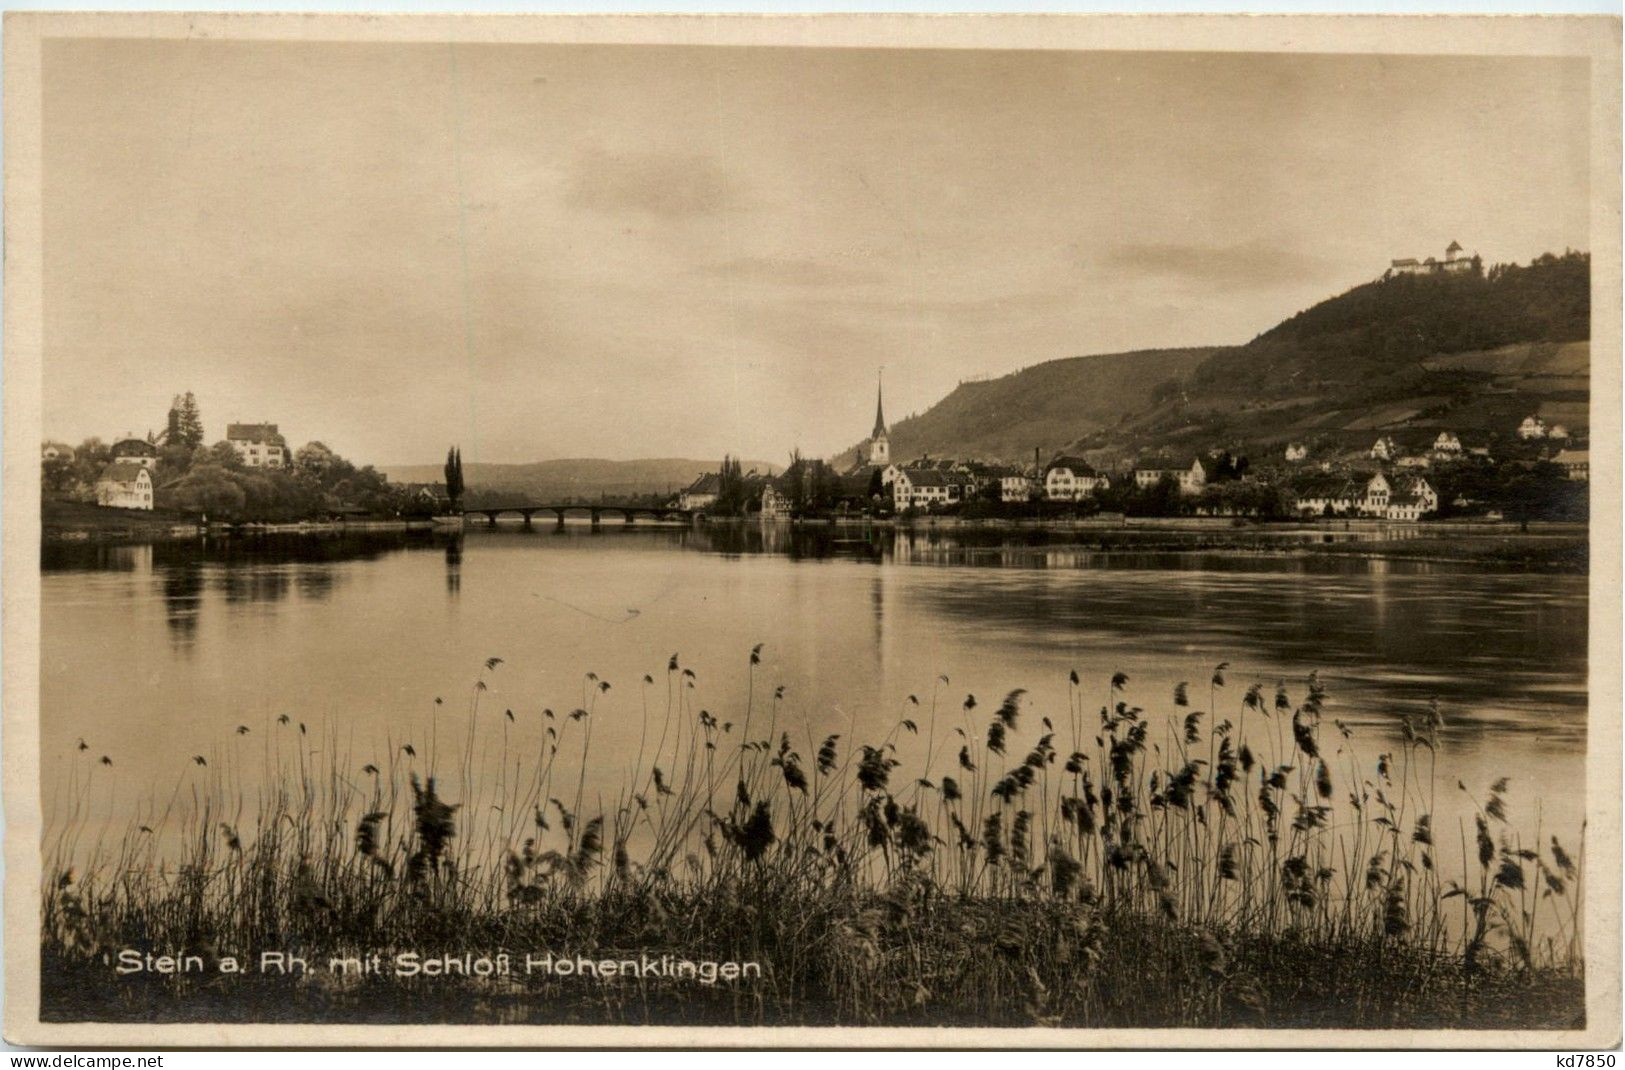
[{"left": 42, "top": 41, "right": 1590, "bottom": 465}]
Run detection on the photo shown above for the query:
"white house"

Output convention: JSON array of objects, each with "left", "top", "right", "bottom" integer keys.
[
  {"left": 1385, "top": 493, "right": 1428, "bottom": 521},
  {"left": 892, "top": 468, "right": 956, "bottom": 509},
  {"left": 1134, "top": 457, "right": 1206, "bottom": 495},
  {"left": 227, "top": 423, "right": 288, "bottom": 468},
  {"left": 1431, "top": 431, "right": 1463, "bottom": 456},
  {"left": 41, "top": 442, "right": 75, "bottom": 462},
  {"left": 1044, "top": 456, "right": 1110, "bottom": 501},
  {"left": 1548, "top": 424, "right": 1571, "bottom": 441},
  {"left": 1370, "top": 436, "right": 1399, "bottom": 462},
  {"left": 678, "top": 473, "right": 721, "bottom": 512},
  {"left": 1517, "top": 415, "right": 1548, "bottom": 440},
  {"left": 95, "top": 462, "right": 154, "bottom": 510},
  {"left": 760, "top": 480, "right": 792, "bottom": 519},
  {"left": 1284, "top": 443, "right": 1309, "bottom": 462},
  {"left": 1292, "top": 477, "right": 1361, "bottom": 517},
  {"left": 1398, "top": 476, "right": 1438, "bottom": 513},
  {"left": 1361, "top": 472, "right": 1392, "bottom": 515}
]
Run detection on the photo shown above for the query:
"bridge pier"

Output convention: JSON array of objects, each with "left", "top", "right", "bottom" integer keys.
[
  {"left": 624, "top": 511, "right": 635, "bottom": 526},
  {"left": 554, "top": 509, "right": 566, "bottom": 531},
  {"left": 589, "top": 508, "right": 601, "bottom": 530},
  {"left": 487, "top": 512, "right": 498, "bottom": 528},
  {"left": 520, "top": 509, "right": 534, "bottom": 530}
]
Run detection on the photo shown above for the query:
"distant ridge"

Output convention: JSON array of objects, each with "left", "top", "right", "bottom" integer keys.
[
  {"left": 844, "top": 251, "right": 1589, "bottom": 467},
  {"left": 381, "top": 457, "right": 777, "bottom": 502},
  {"left": 835, "top": 347, "right": 1230, "bottom": 466}
]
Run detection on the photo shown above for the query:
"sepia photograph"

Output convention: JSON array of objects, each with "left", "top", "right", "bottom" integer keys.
[{"left": 3, "top": 12, "right": 1619, "bottom": 1048}]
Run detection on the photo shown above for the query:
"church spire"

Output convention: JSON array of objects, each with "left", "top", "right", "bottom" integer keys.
[{"left": 872, "top": 369, "right": 887, "bottom": 439}]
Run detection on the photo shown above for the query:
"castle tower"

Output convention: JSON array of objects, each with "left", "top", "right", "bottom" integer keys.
[{"left": 868, "top": 371, "right": 890, "bottom": 466}]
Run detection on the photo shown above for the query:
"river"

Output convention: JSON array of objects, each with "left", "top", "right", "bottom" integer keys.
[{"left": 41, "top": 523, "right": 1588, "bottom": 887}]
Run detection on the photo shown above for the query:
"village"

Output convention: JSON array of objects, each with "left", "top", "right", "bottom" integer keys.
[
  {"left": 674, "top": 373, "right": 1590, "bottom": 524},
  {"left": 40, "top": 393, "right": 457, "bottom": 524}
]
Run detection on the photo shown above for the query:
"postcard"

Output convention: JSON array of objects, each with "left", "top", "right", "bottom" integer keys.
[{"left": 4, "top": 11, "right": 1619, "bottom": 1048}]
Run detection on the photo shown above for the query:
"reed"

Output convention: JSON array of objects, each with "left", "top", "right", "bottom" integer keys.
[{"left": 41, "top": 651, "right": 1585, "bottom": 1028}]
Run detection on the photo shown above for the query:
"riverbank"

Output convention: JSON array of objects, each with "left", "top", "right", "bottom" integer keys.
[
  {"left": 42, "top": 659, "right": 1585, "bottom": 1030},
  {"left": 42, "top": 500, "right": 453, "bottom": 542},
  {"left": 41, "top": 892, "right": 1582, "bottom": 1028},
  {"left": 41, "top": 499, "right": 202, "bottom": 541},
  {"left": 749, "top": 515, "right": 1592, "bottom": 572}
]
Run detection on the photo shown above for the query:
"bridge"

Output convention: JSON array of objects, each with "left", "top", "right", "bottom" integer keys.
[{"left": 465, "top": 504, "right": 696, "bottom": 529}]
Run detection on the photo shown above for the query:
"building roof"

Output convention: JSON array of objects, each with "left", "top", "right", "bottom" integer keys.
[
  {"left": 1554, "top": 449, "right": 1589, "bottom": 464},
  {"left": 1046, "top": 455, "right": 1099, "bottom": 477},
  {"left": 110, "top": 438, "right": 158, "bottom": 457},
  {"left": 402, "top": 482, "right": 449, "bottom": 497},
  {"left": 1446, "top": 240, "right": 1463, "bottom": 253},
  {"left": 872, "top": 375, "right": 887, "bottom": 439},
  {"left": 1137, "top": 457, "right": 1204, "bottom": 474},
  {"left": 1391, "top": 258, "right": 1420, "bottom": 268},
  {"left": 683, "top": 473, "right": 722, "bottom": 495},
  {"left": 226, "top": 423, "right": 286, "bottom": 445},
  {"left": 899, "top": 469, "right": 952, "bottom": 488},
  {"left": 97, "top": 461, "right": 150, "bottom": 485}
]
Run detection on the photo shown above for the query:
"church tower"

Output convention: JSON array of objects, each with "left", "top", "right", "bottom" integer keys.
[{"left": 868, "top": 371, "right": 890, "bottom": 466}]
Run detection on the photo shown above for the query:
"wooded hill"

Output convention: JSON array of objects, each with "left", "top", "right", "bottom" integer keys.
[{"left": 855, "top": 251, "right": 1590, "bottom": 467}]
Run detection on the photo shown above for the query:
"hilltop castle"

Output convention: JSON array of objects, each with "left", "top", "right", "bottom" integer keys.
[{"left": 1390, "top": 240, "right": 1476, "bottom": 278}]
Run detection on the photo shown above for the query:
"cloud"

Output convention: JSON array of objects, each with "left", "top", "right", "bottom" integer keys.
[
  {"left": 1103, "top": 239, "right": 1333, "bottom": 291},
  {"left": 699, "top": 256, "right": 882, "bottom": 288},
  {"left": 566, "top": 146, "right": 739, "bottom": 218}
]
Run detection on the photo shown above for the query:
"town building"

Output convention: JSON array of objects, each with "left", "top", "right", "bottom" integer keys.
[
  {"left": 1431, "top": 431, "right": 1463, "bottom": 456},
  {"left": 760, "top": 480, "right": 792, "bottom": 520},
  {"left": 1284, "top": 442, "right": 1308, "bottom": 462},
  {"left": 1554, "top": 449, "right": 1589, "bottom": 482},
  {"left": 1134, "top": 457, "right": 1206, "bottom": 495},
  {"left": 678, "top": 473, "right": 721, "bottom": 512},
  {"left": 1362, "top": 472, "right": 1392, "bottom": 514},
  {"left": 997, "top": 467, "right": 1037, "bottom": 503},
  {"left": 1044, "top": 456, "right": 1110, "bottom": 501},
  {"left": 1549, "top": 424, "right": 1572, "bottom": 441},
  {"left": 400, "top": 482, "right": 452, "bottom": 510},
  {"left": 41, "top": 442, "right": 75, "bottom": 462},
  {"left": 109, "top": 437, "right": 159, "bottom": 469},
  {"left": 1291, "top": 476, "right": 1359, "bottom": 517},
  {"left": 95, "top": 462, "right": 154, "bottom": 510},
  {"left": 1370, "top": 436, "right": 1399, "bottom": 462},
  {"left": 1518, "top": 414, "right": 1549, "bottom": 440},
  {"left": 226, "top": 423, "right": 288, "bottom": 468},
  {"left": 892, "top": 468, "right": 956, "bottom": 510}
]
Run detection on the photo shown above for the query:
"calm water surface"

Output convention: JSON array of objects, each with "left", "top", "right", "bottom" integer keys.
[{"left": 41, "top": 524, "right": 1589, "bottom": 863}]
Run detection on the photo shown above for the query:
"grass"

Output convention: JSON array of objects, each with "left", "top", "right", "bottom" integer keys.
[{"left": 41, "top": 654, "right": 1585, "bottom": 1029}]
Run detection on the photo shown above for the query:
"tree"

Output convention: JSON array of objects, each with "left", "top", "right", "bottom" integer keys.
[
  {"left": 205, "top": 440, "right": 244, "bottom": 470},
  {"left": 167, "top": 392, "right": 204, "bottom": 450},
  {"left": 296, "top": 441, "right": 338, "bottom": 480},
  {"left": 160, "top": 465, "right": 246, "bottom": 518},
  {"left": 714, "top": 455, "right": 748, "bottom": 516},
  {"left": 41, "top": 454, "right": 74, "bottom": 495},
  {"left": 444, "top": 446, "right": 465, "bottom": 507}
]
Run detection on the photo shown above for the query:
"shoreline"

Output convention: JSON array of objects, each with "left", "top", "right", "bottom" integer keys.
[{"left": 42, "top": 506, "right": 1589, "bottom": 571}]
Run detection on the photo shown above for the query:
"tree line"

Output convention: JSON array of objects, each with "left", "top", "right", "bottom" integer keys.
[{"left": 43, "top": 435, "right": 441, "bottom": 522}]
